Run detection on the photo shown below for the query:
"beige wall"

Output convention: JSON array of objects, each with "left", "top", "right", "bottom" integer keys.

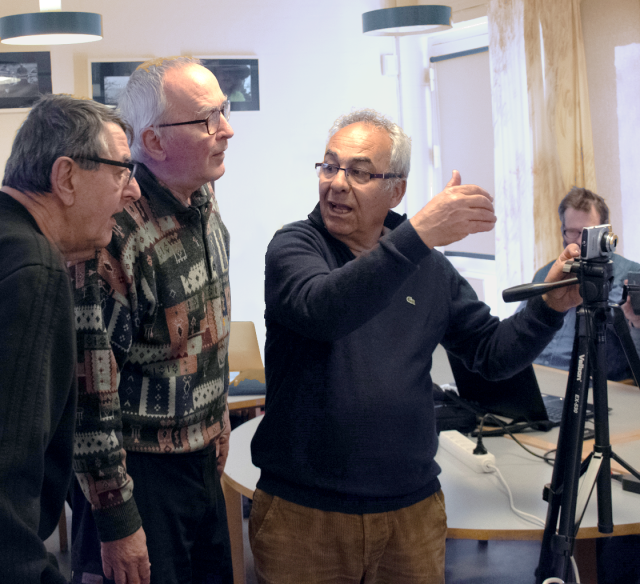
[{"left": 581, "top": 0, "right": 640, "bottom": 260}]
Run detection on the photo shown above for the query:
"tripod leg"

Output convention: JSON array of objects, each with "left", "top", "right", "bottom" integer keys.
[
  {"left": 610, "top": 451, "right": 640, "bottom": 481},
  {"left": 593, "top": 310, "right": 614, "bottom": 534},
  {"left": 536, "top": 307, "right": 593, "bottom": 583}
]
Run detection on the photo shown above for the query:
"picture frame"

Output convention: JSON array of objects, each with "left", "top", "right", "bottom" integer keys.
[
  {"left": 0, "top": 51, "right": 52, "bottom": 109},
  {"left": 197, "top": 57, "right": 260, "bottom": 112},
  {"left": 89, "top": 59, "right": 145, "bottom": 107},
  {"left": 89, "top": 57, "right": 259, "bottom": 112}
]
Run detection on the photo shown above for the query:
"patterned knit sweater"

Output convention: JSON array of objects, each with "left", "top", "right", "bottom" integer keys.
[{"left": 70, "top": 164, "right": 231, "bottom": 541}]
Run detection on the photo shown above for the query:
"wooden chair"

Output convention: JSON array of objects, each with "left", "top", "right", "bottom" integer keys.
[{"left": 227, "top": 321, "right": 265, "bottom": 418}]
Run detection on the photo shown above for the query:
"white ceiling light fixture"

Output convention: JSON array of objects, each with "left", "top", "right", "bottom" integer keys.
[{"left": 0, "top": 0, "right": 102, "bottom": 46}]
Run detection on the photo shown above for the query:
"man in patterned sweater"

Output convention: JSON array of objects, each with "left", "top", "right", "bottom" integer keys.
[{"left": 70, "top": 57, "right": 235, "bottom": 584}]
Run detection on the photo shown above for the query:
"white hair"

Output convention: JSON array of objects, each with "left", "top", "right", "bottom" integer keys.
[{"left": 117, "top": 56, "right": 202, "bottom": 160}]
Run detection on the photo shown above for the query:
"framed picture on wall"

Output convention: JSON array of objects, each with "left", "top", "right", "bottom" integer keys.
[
  {"left": 0, "top": 51, "right": 52, "bottom": 109},
  {"left": 197, "top": 57, "right": 259, "bottom": 112},
  {"left": 89, "top": 57, "right": 259, "bottom": 112},
  {"left": 89, "top": 59, "right": 145, "bottom": 106}
]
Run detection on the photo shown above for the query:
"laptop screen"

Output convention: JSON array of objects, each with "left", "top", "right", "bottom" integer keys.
[{"left": 445, "top": 351, "right": 550, "bottom": 425}]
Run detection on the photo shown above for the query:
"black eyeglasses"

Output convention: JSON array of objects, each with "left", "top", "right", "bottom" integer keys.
[
  {"left": 76, "top": 156, "right": 138, "bottom": 184},
  {"left": 562, "top": 228, "right": 583, "bottom": 241},
  {"left": 315, "top": 163, "right": 403, "bottom": 185},
  {"left": 157, "top": 100, "right": 231, "bottom": 135}
]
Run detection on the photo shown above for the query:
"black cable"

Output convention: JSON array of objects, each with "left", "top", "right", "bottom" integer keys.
[
  {"left": 442, "top": 386, "right": 592, "bottom": 466},
  {"left": 474, "top": 414, "right": 489, "bottom": 455},
  {"left": 479, "top": 412, "right": 555, "bottom": 463}
]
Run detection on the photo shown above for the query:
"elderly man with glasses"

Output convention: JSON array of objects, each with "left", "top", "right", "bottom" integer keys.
[
  {"left": 70, "top": 57, "right": 234, "bottom": 584},
  {"left": 520, "top": 187, "right": 640, "bottom": 381},
  {"left": 249, "top": 109, "right": 583, "bottom": 584},
  {"left": 0, "top": 94, "right": 140, "bottom": 584}
]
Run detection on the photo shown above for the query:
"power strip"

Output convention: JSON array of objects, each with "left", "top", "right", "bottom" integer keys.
[{"left": 438, "top": 430, "right": 496, "bottom": 473}]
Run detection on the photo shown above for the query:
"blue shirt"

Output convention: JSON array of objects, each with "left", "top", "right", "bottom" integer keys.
[{"left": 520, "top": 254, "right": 640, "bottom": 381}]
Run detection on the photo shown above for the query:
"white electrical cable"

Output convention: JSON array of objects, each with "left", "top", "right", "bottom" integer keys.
[
  {"left": 571, "top": 555, "right": 581, "bottom": 583},
  {"left": 486, "top": 463, "right": 582, "bottom": 583},
  {"left": 485, "top": 463, "right": 546, "bottom": 527}
]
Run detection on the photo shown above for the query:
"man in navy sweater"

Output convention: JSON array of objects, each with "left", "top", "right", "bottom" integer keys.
[{"left": 249, "top": 109, "right": 582, "bottom": 584}]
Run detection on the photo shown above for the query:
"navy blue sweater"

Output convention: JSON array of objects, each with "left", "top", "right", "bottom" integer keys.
[{"left": 251, "top": 205, "right": 564, "bottom": 514}]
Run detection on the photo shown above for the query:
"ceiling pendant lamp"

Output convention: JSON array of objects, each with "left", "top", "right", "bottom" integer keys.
[
  {"left": 0, "top": 0, "right": 102, "bottom": 45},
  {"left": 363, "top": 5, "right": 452, "bottom": 36}
]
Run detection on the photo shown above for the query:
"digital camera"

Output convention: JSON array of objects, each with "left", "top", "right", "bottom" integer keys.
[{"left": 580, "top": 224, "right": 617, "bottom": 260}]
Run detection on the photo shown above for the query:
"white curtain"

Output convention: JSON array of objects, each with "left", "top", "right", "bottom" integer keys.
[{"left": 488, "top": 0, "right": 596, "bottom": 318}]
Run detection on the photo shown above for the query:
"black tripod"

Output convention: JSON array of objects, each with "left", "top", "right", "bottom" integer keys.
[{"left": 504, "top": 255, "right": 640, "bottom": 583}]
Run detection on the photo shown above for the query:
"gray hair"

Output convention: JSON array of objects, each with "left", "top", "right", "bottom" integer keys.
[
  {"left": 2, "top": 94, "right": 131, "bottom": 195},
  {"left": 117, "top": 56, "right": 202, "bottom": 160},
  {"left": 558, "top": 186, "right": 609, "bottom": 225},
  {"left": 328, "top": 108, "right": 411, "bottom": 188}
]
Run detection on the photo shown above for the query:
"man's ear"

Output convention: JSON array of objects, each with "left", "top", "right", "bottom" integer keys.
[
  {"left": 390, "top": 179, "right": 407, "bottom": 208},
  {"left": 50, "top": 157, "right": 76, "bottom": 207},
  {"left": 141, "top": 127, "right": 166, "bottom": 162}
]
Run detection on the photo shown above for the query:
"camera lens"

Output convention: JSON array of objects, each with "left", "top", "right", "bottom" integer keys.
[{"left": 600, "top": 231, "right": 618, "bottom": 253}]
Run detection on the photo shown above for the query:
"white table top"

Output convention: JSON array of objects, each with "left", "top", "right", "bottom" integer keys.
[{"left": 223, "top": 347, "right": 640, "bottom": 539}]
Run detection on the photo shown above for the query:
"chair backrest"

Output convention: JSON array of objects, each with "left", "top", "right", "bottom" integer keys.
[{"left": 228, "top": 321, "right": 263, "bottom": 371}]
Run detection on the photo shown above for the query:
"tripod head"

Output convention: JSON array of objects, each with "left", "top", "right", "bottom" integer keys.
[{"left": 503, "top": 224, "right": 617, "bottom": 306}]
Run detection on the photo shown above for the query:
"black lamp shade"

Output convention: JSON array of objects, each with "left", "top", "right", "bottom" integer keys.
[
  {"left": 0, "top": 12, "right": 102, "bottom": 44},
  {"left": 363, "top": 6, "right": 452, "bottom": 36}
]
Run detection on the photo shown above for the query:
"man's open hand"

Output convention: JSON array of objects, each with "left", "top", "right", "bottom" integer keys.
[{"left": 409, "top": 170, "right": 496, "bottom": 249}]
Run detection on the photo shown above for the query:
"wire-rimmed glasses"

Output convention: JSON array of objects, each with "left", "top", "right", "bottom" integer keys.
[{"left": 315, "top": 162, "right": 403, "bottom": 185}]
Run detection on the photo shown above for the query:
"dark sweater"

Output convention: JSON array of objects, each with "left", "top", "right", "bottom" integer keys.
[
  {"left": 251, "top": 205, "right": 565, "bottom": 514},
  {"left": 0, "top": 192, "right": 77, "bottom": 583}
]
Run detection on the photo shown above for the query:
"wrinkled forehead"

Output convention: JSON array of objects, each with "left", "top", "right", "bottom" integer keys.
[
  {"left": 101, "top": 122, "right": 132, "bottom": 158},
  {"left": 325, "top": 122, "right": 392, "bottom": 166}
]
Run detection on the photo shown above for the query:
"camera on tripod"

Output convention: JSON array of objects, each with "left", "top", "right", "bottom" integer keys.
[
  {"left": 580, "top": 224, "right": 617, "bottom": 260},
  {"left": 502, "top": 224, "right": 640, "bottom": 583}
]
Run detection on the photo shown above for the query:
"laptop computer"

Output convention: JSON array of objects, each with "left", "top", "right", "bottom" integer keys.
[{"left": 445, "top": 351, "right": 595, "bottom": 432}]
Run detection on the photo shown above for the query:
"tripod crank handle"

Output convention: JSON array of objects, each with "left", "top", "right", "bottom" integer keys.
[{"left": 502, "top": 278, "right": 580, "bottom": 303}]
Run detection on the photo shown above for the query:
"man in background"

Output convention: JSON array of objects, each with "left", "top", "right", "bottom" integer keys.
[
  {"left": 524, "top": 187, "right": 640, "bottom": 380},
  {"left": 70, "top": 57, "right": 235, "bottom": 584},
  {"left": 249, "top": 108, "right": 581, "bottom": 584},
  {"left": 0, "top": 94, "right": 140, "bottom": 583}
]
